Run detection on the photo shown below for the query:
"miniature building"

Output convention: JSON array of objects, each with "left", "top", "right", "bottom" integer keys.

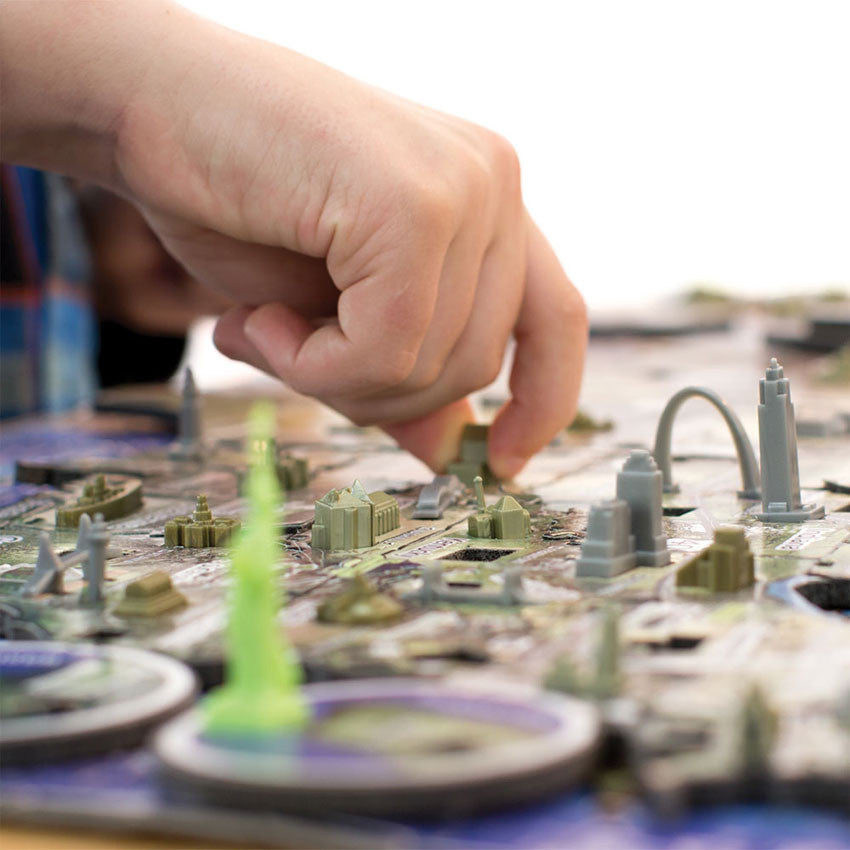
[
  {"left": 164, "top": 495, "right": 240, "bottom": 548},
  {"left": 756, "top": 358, "right": 824, "bottom": 522},
  {"left": 79, "top": 514, "right": 108, "bottom": 606},
  {"left": 407, "top": 562, "right": 526, "bottom": 606},
  {"left": 23, "top": 513, "right": 113, "bottom": 598},
  {"left": 616, "top": 451, "right": 670, "bottom": 567},
  {"left": 55, "top": 474, "right": 143, "bottom": 528},
  {"left": 576, "top": 499, "right": 636, "bottom": 578},
  {"left": 447, "top": 423, "right": 496, "bottom": 486},
  {"left": 277, "top": 454, "right": 309, "bottom": 491},
  {"left": 676, "top": 526, "right": 754, "bottom": 593},
  {"left": 317, "top": 575, "right": 403, "bottom": 624},
  {"left": 311, "top": 480, "right": 400, "bottom": 550},
  {"left": 169, "top": 367, "right": 203, "bottom": 462},
  {"left": 467, "top": 477, "right": 530, "bottom": 539},
  {"left": 114, "top": 570, "right": 188, "bottom": 617}
]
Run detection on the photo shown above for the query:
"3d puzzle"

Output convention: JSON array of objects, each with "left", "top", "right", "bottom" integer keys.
[{"left": 1, "top": 322, "right": 849, "bottom": 849}]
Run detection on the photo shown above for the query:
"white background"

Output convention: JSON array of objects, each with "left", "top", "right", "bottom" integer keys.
[{"left": 179, "top": 0, "right": 849, "bottom": 310}]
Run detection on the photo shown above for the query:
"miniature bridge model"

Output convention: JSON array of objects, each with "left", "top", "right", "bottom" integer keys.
[{"left": 652, "top": 386, "right": 761, "bottom": 499}]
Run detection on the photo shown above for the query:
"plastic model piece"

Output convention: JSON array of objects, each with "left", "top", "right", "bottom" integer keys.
[
  {"left": 653, "top": 387, "right": 761, "bottom": 499},
  {"left": 447, "top": 423, "right": 496, "bottom": 487},
  {"left": 467, "top": 476, "right": 530, "bottom": 540},
  {"left": 738, "top": 685, "right": 777, "bottom": 777},
  {"left": 276, "top": 454, "right": 309, "bottom": 491},
  {"left": 169, "top": 368, "right": 202, "bottom": 462},
  {"left": 163, "top": 495, "right": 240, "bottom": 548},
  {"left": 616, "top": 451, "right": 670, "bottom": 567},
  {"left": 545, "top": 606, "right": 621, "bottom": 700},
  {"left": 22, "top": 513, "right": 113, "bottom": 598},
  {"left": 756, "top": 358, "right": 825, "bottom": 522},
  {"left": 676, "top": 527, "right": 754, "bottom": 593},
  {"left": 55, "top": 474, "right": 143, "bottom": 529},
  {"left": 311, "top": 481, "right": 400, "bottom": 551},
  {"left": 79, "top": 514, "right": 108, "bottom": 606},
  {"left": 204, "top": 403, "right": 308, "bottom": 736},
  {"left": 114, "top": 571, "right": 188, "bottom": 617},
  {"left": 576, "top": 499, "right": 636, "bottom": 578},
  {"left": 316, "top": 575, "right": 403, "bottom": 624},
  {"left": 407, "top": 562, "right": 526, "bottom": 606},
  {"left": 412, "top": 474, "right": 462, "bottom": 519}
]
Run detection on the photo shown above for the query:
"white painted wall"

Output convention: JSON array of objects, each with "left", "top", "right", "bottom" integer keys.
[{"left": 178, "top": 0, "right": 850, "bottom": 309}]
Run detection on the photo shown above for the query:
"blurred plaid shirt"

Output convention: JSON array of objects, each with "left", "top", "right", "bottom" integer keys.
[{"left": 1, "top": 165, "right": 96, "bottom": 419}]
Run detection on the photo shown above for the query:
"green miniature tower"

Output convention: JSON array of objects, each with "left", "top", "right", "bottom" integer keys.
[
  {"left": 467, "top": 476, "right": 530, "bottom": 540},
  {"left": 203, "top": 403, "right": 308, "bottom": 736},
  {"left": 467, "top": 476, "right": 493, "bottom": 537},
  {"left": 738, "top": 684, "right": 776, "bottom": 777},
  {"left": 591, "top": 605, "right": 622, "bottom": 700}
]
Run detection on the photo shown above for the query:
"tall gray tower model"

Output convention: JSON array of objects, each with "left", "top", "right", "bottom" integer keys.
[
  {"left": 616, "top": 450, "right": 670, "bottom": 567},
  {"left": 756, "top": 358, "right": 824, "bottom": 522},
  {"left": 80, "top": 513, "right": 108, "bottom": 605},
  {"left": 169, "top": 367, "right": 202, "bottom": 462}
]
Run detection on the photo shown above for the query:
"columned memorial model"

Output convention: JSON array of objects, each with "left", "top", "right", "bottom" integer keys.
[{"left": 756, "top": 358, "right": 824, "bottom": 522}]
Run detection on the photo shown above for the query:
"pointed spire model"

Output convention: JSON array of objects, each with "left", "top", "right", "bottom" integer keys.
[
  {"left": 204, "top": 402, "right": 308, "bottom": 736},
  {"left": 169, "top": 367, "right": 203, "bottom": 462},
  {"left": 756, "top": 358, "right": 824, "bottom": 522}
]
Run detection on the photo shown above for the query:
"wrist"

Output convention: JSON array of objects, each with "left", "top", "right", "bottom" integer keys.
[{"left": 0, "top": 0, "right": 176, "bottom": 189}]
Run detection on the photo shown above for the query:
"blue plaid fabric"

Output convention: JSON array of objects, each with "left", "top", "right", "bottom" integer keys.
[{"left": 1, "top": 166, "right": 96, "bottom": 419}]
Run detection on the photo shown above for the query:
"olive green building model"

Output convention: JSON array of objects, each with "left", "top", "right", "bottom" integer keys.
[
  {"left": 164, "top": 495, "right": 240, "bottom": 548},
  {"left": 55, "top": 474, "right": 143, "bottom": 529},
  {"left": 447, "top": 423, "right": 497, "bottom": 487},
  {"left": 467, "top": 476, "right": 530, "bottom": 539},
  {"left": 676, "top": 526, "right": 755, "bottom": 593},
  {"left": 114, "top": 571, "right": 188, "bottom": 618},
  {"left": 311, "top": 480, "right": 400, "bottom": 550}
]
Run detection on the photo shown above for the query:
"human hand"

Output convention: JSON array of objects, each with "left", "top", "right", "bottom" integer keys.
[
  {"left": 1, "top": 1, "right": 587, "bottom": 477},
  {"left": 78, "top": 187, "right": 234, "bottom": 336}
]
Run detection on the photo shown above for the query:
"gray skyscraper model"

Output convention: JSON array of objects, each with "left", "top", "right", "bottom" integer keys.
[
  {"left": 616, "top": 450, "right": 670, "bottom": 567},
  {"left": 756, "top": 358, "right": 824, "bottom": 522},
  {"left": 576, "top": 500, "right": 636, "bottom": 578},
  {"left": 169, "top": 367, "right": 202, "bottom": 462},
  {"left": 80, "top": 513, "right": 108, "bottom": 605}
]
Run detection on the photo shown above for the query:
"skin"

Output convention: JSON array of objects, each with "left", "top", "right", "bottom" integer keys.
[{"left": 0, "top": 0, "right": 587, "bottom": 478}]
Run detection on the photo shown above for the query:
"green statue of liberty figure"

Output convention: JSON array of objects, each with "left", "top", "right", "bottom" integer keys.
[{"left": 204, "top": 403, "right": 309, "bottom": 735}]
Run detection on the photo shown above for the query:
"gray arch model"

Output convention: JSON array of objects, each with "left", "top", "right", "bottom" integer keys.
[{"left": 652, "top": 386, "right": 761, "bottom": 499}]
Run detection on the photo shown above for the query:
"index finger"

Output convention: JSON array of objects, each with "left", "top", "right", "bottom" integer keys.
[{"left": 488, "top": 214, "right": 588, "bottom": 479}]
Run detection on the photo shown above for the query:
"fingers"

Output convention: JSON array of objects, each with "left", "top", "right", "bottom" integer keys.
[
  {"left": 488, "top": 214, "right": 588, "bottom": 479},
  {"left": 381, "top": 398, "right": 476, "bottom": 471},
  {"left": 241, "top": 232, "right": 449, "bottom": 397},
  {"left": 146, "top": 212, "right": 339, "bottom": 317},
  {"left": 215, "top": 306, "right": 476, "bottom": 472}
]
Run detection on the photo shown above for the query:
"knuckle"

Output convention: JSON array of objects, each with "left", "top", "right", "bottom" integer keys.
[
  {"left": 403, "top": 358, "right": 444, "bottom": 392},
  {"left": 486, "top": 131, "right": 522, "bottom": 194},
  {"left": 371, "top": 346, "right": 419, "bottom": 388},
  {"left": 462, "top": 349, "right": 504, "bottom": 393},
  {"left": 404, "top": 180, "right": 456, "bottom": 233}
]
